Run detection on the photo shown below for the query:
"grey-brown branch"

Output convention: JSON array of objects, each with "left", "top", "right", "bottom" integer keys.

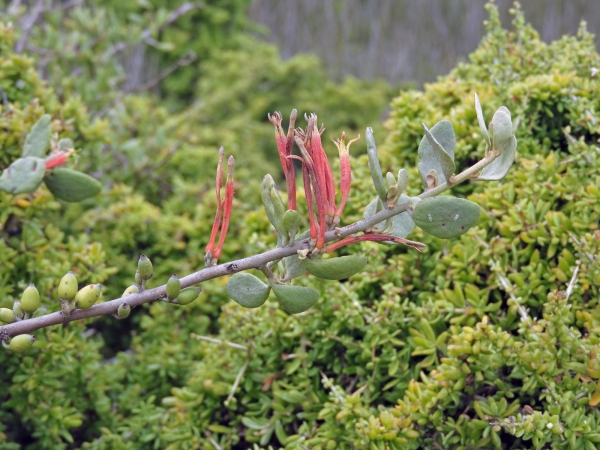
[{"left": 0, "top": 151, "right": 497, "bottom": 338}]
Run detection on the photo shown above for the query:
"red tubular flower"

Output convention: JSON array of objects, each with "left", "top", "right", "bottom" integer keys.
[
  {"left": 325, "top": 233, "right": 426, "bottom": 253},
  {"left": 205, "top": 147, "right": 225, "bottom": 257},
  {"left": 213, "top": 156, "right": 235, "bottom": 259},
  {"left": 268, "top": 110, "right": 297, "bottom": 210},
  {"left": 306, "top": 114, "right": 336, "bottom": 219},
  {"left": 332, "top": 132, "right": 360, "bottom": 218},
  {"left": 293, "top": 136, "right": 327, "bottom": 249},
  {"left": 45, "top": 151, "right": 70, "bottom": 170}
]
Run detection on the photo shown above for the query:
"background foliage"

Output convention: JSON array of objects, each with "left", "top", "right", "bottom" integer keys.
[{"left": 0, "top": 2, "right": 599, "bottom": 449}]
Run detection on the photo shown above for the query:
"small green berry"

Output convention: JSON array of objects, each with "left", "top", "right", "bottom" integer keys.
[
  {"left": 21, "top": 284, "right": 41, "bottom": 314},
  {"left": 174, "top": 287, "right": 201, "bottom": 305},
  {"left": 58, "top": 271, "right": 78, "bottom": 301},
  {"left": 0, "top": 308, "right": 15, "bottom": 324},
  {"left": 121, "top": 284, "right": 139, "bottom": 297},
  {"left": 166, "top": 274, "right": 181, "bottom": 301},
  {"left": 117, "top": 303, "right": 131, "bottom": 319},
  {"left": 74, "top": 284, "right": 102, "bottom": 309},
  {"left": 9, "top": 334, "right": 35, "bottom": 353},
  {"left": 138, "top": 255, "right": 153, "bottom": 281}
]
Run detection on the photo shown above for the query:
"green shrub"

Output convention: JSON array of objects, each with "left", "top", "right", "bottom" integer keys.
[{"left": 1, "top": 3, "right": 599, "bottom": 450}]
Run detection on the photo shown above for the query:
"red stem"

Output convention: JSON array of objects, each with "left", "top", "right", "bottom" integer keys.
[{"left": 325, "top": 233, "right": 426, "bottom": 253}]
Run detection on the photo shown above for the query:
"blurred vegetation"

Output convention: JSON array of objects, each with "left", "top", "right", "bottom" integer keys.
[
  {"left": 0, "top": 1, "right": 599, "bottom": 450},
  {"left": 249, "top": 0, "right": 600, "bottom": 84}
]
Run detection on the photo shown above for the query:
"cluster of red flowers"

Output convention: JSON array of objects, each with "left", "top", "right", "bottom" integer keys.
[
  {"left": 269, "top": 111, "right": 358, "bottom": 250},
  {"left": 203, "top": 111, "right": 423, "bottom": 264}
]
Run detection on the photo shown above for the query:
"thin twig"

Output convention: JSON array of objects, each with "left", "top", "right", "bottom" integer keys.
[
  {"left": 126, "top": 51, "right": 196, "bottom": 92},
  {"left": 15, "top": 0, "right": 44, "bottom": 54},
  {"left": 204, "top": 431, "right": 222, "bottom": 450},
  {"left": 106, "top": 2, "right": 205, "bottom": 58},
  {"left": 49, "top": 0, "right": 84, "bottom": 14},
  {"left": 0, "top": 150, "right": 501, "bottom": 338},
  {"left": 225, "top": 351, "right": 251, "bottom": 406},
  {"left": 192, "top": 335, "right": 248, "bottom": 351},
  {"left": 564, "top": 262, "right": 581, "bottom": 302}
]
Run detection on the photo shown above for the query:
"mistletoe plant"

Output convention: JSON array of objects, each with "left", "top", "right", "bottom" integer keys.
[
  {"left": 0, "top": 115, "right": 101, "bottom": 201},
  {"left": 0, "top": 93, "right": 516, "bottom": 352}
]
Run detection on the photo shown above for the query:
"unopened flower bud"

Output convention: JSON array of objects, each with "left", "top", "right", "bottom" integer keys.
[
  {"left": 9, "top": 334, "right": 35, "bottom": 353},
  {"left": 21, "top": 284, "right": 40, "bottom": 314},
  {"left": 0, "top": 308, "right": 15, "bottom": 324},
  {"left": 135, "top": 270, "right": 142, "bottom": 287},
  {"left": 117, "top": 303, "right": 131, "bottom": 319},
  {"left": 74, "top": 284, "right": 102, "bottom": 309},
  {"left": 174, "top": 287, "right": 202, "bottom": 306},
  {"left": 166, "top": 274, "right": 181, "bottom": 301},
  {"left": 32, "top": 305, "right": 48, "bottom": 318},
  {"left": 138, "top": 255, "right": 153, "bottom": 281},
  {"left": 58, "top": 271, "right": 78, "bottom": 301},
  {"left": 13, "top": 300, "right": 24, "bottom": 319}
]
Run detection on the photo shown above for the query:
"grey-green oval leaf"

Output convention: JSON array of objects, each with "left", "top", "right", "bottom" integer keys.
[
  {"left": 490, "top": 106, "right": 512, "bottom": 151},
  {"left": 270, "top": 283, "right": 319, "bottom": 314},
  {"left": 44, "top": 168, "right": 101, "bottom": 202},
  {"left": 418, "top": 120, "right": 456, "bottom": 187},
  {"left": 0, "top": 157, "right": 46, "bottom": 194},
  {"left": 413, "top": 197, "right": 481, "bottom": 239},
  {"left": 477, "top": 136, "right": 517, "bottom": 181},
  {"left": 305, "top": 255, "right": 368, "bottom": 280},
  {"left": 22, "top": 115, "right": 51, "bottom": 158},
  {"left": 281, "top": 254, "right": 307, "bottom": 281},
  {"left": 364, "top": 195, "right": 414, "bottom": 238},
  {"left": 226, "top": 273, "right": 270, "bottom": 308},
  {"left": 474, "top": 93, "right": 491, "bottom": 148},
  {"left": 366, "top": 127, "right": 387, "bottom": 203}
]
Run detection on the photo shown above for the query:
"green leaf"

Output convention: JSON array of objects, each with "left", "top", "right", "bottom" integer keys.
[
  {"left": 418, "top": 120, "right": 456, "bottom": 187},
  {"left": 281, "top": 254, "right": 307, "bottom": 281},
  {"left": 261, "top": 174, "right": 285, "bottom": 237},
  {"left": 270, "top": 283, "right": 319, "bottom": 314},
  {"left": 474, "top": 93, "right": 491, "bottom": 148},
  {"left": 58, "top": 138, "right": 74, "bottom": 151},
  {"left": 365, "top": 127, "right": 388, "bottom": 203},
  {"left": 477, "top": 136, "right": 517, "bottom": 181},
  {"left": 396, "top": 168, "right": 409, "bottom": 194},
  {"left": 241, "top": 416, "right": 270, "bottom": 430},
  {"left": 22, "top": 115, "right": 51, "bottom": 158},
  {"left": 0, "top": 157, "right": 46, "bottom": 194},
  {"left": 282, "top": 209, "right": 301, "bottom": 235},
  {"left": 490, "top": 106, "right": 512, "bottom": 151},
  {"left": 305, "top": 255, "right": 368, "bottom": 280},
  {"left": 43, "top": 168, "right": 102, "bottom": 202},
  {"left": 364, "top": 195, "right": 414, "bottom": 238},
  {"left": 412, "top": 196, "right": 481, "bottom": 239},
  {"left": 226, "top": 273, "right": 270, "bottom": 308}
]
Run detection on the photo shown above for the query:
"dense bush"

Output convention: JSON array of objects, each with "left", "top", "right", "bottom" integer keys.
[{"left": 1, "top": 2, "right": 599, "bottom": 450}]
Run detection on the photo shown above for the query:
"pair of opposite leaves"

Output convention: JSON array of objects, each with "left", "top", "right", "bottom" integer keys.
[
  {"left": 226, "top": 255, "right": 368, "bottom": 314},
  {"left": 409, "top": 98, "right": 516, "bottom": 238},
  {"left": 0, "top": 115, "right": 101, "bottom": 201}
]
